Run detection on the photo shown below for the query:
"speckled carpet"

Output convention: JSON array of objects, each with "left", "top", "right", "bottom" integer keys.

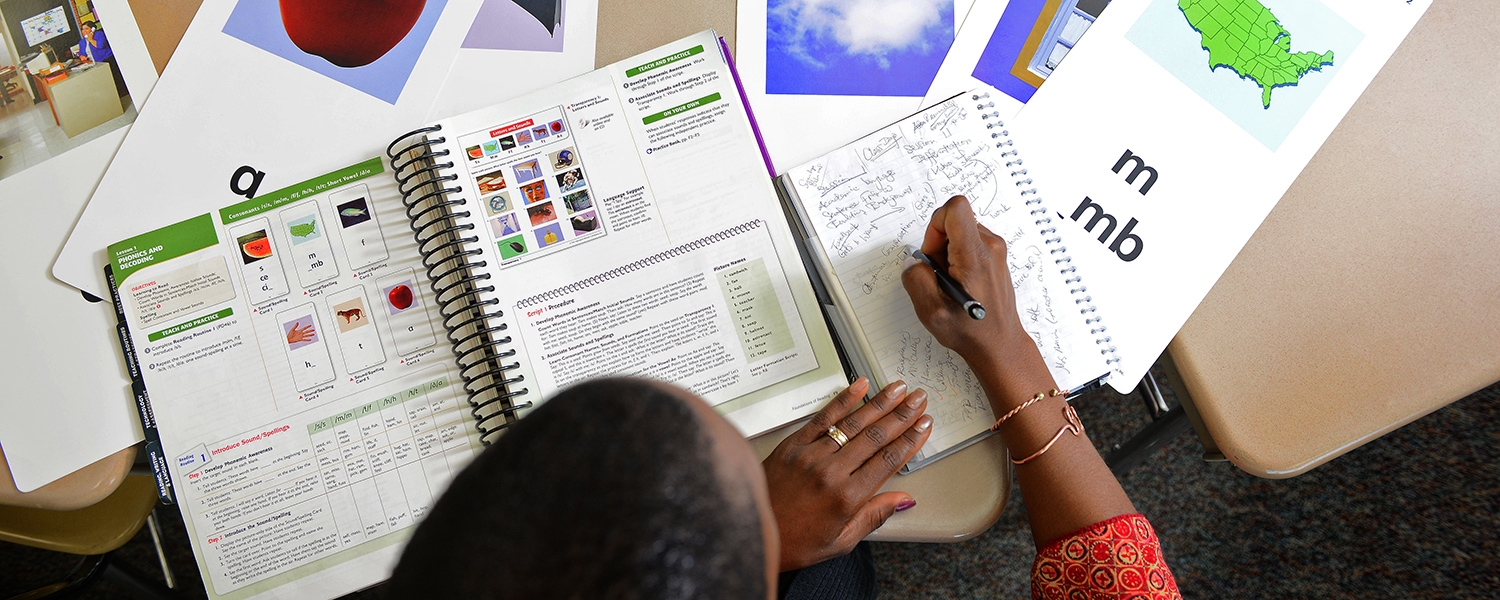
[{"left": 4, "top": 378, "right": 1496, "bottom": 599}]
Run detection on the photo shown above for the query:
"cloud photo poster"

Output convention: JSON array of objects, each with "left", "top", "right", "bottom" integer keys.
[{"left": 736, "top": 0, "right": 975, "bottom": 171}]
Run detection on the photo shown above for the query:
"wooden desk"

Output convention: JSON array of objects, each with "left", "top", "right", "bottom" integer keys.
[
  {"left": 43, "top": 63, "right": 125, "bottom": 138},
  {"left": 599, "top": 0, "right": 1011, "bottom": 543},
  {"left": 1168, "top": 0, "right": 1500, "bottom": 478}
]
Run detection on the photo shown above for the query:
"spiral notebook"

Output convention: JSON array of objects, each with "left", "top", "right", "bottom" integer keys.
[
  {"left": 390, "top": 85, "right": 1109, "bottom": 472},
  {"left": 770, "top": 91, "right": 1112, "bottom": 468},
  {"left": 98, "top": 31, "right": 1101, "bottom": 600}
]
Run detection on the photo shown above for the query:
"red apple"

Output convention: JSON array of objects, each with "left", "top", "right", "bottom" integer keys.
[
  {"left": 279, "top": 0, "right": 427, "bottom": 68},
  {"left": 388, "top": 284, "right": 414, "bottom": 311}
]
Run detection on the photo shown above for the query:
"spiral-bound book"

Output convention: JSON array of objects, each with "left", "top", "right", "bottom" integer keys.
[{"left": 98, "top": 31, "right": 1100, "bottom": 600}]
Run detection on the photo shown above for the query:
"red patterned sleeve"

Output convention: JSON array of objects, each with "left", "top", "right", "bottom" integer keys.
[{"left": 1030, "top": 513, "right": 1181, "bottom": 600}]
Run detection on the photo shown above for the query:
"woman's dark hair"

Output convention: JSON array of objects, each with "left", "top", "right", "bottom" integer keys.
[
  {"left": 388, "top": 378, "right": 767, "bottom": 599},
  {"left": 81, "top": 20, "right": 99, "bottom": 30}
]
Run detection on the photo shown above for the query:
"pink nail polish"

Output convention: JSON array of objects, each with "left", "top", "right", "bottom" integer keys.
[{"left": 895, "top": 498, "right": 917, "bottom": 512}]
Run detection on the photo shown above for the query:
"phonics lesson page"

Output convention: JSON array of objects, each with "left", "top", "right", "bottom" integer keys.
[{"left": 108, "top": 159, "right": 477, "bottom": 600}]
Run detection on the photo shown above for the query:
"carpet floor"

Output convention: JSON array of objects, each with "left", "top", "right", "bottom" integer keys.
[{"left": 4, "top": 376, "right": 1496, "bottom": 598}]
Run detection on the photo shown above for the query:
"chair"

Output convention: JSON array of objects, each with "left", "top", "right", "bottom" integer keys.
[{"left": 1, "top": 448, "right": 178, "bottom": 599}]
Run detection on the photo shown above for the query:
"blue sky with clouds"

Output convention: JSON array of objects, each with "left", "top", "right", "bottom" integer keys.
[{"left": 767, "top": 0, "right": 956, "bottom": 96}]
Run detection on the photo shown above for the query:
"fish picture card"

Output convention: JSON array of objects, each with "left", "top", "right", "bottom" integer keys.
[
  {"left": 332, "top": 185, "right": 391, "bottom": 269},
  {"left": 1007, "top": 0, "right": 1433, "bottom": 391}
]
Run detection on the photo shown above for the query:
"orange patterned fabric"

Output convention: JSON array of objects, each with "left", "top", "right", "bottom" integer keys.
[{"left": 1031, "top": 513, "right": 1181, "bottom": 600}]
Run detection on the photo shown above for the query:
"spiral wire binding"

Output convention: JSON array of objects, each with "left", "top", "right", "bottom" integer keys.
[
  {"left": 514, "top": 220, "right": 766, "bottom": 309},
  {"left": 387, "top": 125, "right": 531, "bottom": 443},
  {"left": 973, "top": 93, "right": 1122, "bottom": 380}
]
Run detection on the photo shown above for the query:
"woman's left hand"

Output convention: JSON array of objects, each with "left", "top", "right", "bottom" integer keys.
[{"left": 762, "top": 378, "right": 933, "bottom": 572}]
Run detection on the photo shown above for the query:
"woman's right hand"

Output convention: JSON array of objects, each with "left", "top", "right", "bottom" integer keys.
[{"left": 900, "top": 196, "right": 1027, "bottom": 365}]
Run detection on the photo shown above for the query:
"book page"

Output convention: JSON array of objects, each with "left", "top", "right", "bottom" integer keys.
[
  {"left": 430, "top": 31, "right": 850, "bottom": 437},
  {"left": 107, "top": 160, "right": 477, "bottom": 600},
  {"left": 784, "top": 94, "right": 1108, "bottom": 464}
]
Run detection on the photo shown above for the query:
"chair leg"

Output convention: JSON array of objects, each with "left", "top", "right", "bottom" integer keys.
[
  {"left": 146, "top": 511, "right": 176, "bottom": 589},
  {"left": 99, "top": 558, "right": 181, "bottom": 600},
  {"left": 1136, "top": 369, "right": 1170, "bottom": 419},
  {"left": 6, "top": 554, "right": 109, "bottom": 600},
  {"left": 1104, "top": 405, "right": 1192, "bottom": 476}
]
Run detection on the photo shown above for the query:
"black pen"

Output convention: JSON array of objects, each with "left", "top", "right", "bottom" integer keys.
[{"left": 908, "top": 246, "right": 986, "bottom": 320}]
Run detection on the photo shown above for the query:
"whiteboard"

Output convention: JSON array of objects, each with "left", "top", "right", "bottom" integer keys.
[{"left": 21, "top": 7, "right": 71, "bottom": 47}]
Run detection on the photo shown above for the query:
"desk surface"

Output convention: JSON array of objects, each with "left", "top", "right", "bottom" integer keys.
[
  {"left": 0, "top": 446, "right": 136, "bottom": 511},
  {"left": 1169, "top": 0, "right": 1500, "bottom": 478}
]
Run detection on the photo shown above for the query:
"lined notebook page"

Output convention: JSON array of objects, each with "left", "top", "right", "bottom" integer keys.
[{"left": 785, "top": 95, "right": 1108, "bottom": 463}]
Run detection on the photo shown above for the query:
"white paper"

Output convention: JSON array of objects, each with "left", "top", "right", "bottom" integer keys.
[
  {"left": 924, "top": 0, "right": 1021, "bottom": 113},
  {"left": 735, "top": 0, "right": 976, "bottom": 173},
  {"left": 0, "top": 130, "right": 142, "bottom": 492},
  {"left": 427, "top": 0, "right": 599, "bottom": 119},
  {"left": 52, "top": 0, "right": 488, "bottom": 298},
  {"left": 0, "top": 0, "right": 167, "bottom": 491},
  {"left": 1010, "top": 0, "right": 1432, "bottom": 391}
]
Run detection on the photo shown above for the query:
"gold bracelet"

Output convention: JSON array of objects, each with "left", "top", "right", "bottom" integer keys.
[
  {"left": 1011, "top": 404, "right": 1085, "bottom": 465},
  {"left": 989, "top": 388, "right": 1064, "bottom": 432}
]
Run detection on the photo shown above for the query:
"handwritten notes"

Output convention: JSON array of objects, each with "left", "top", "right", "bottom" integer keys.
[{"left": 787, "top": 97, "right": 1107, "bottom": 462}]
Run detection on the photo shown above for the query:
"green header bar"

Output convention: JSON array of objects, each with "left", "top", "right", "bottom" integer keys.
[
  {"left": 626, "top": 44, "right": 704, "bottom": 78},
  {"left": 108, "top": 214, "right": 220, "bottom": 287},
  {"left": 220, "top": 157, "right": 384, "bottom": 225},
  {"left": 148, "top": 308, "right": 233, "bottom": 342},
  {"left": 642, "top": 92, "right": 721, "bottom": 125},
  {"left": 305, "top": 375, "right": 451, "bottom": 436}
]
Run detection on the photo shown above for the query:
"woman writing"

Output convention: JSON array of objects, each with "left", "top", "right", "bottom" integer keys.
[
  {"left": 898, "top": 196, "right": 1179, "bottom": 597},
  {"left": 388, "top": 195, "right": 1180, "bottom": 598}
]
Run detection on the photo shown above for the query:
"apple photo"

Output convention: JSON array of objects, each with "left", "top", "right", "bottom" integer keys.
[
  {"left": 221, "top": 0, "right": 450, "bottom": 104},
  {"left": 382, "top": 280, "right": 420, "bottom": 315}
]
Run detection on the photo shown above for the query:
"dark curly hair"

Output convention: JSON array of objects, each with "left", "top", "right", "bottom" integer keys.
[{"left": 388, "top": 377, "right": 766, "bottom": 599}]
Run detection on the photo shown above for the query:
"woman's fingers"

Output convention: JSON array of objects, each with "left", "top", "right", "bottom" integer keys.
[
  {"left": 852, "top": 412, "right": 933, "bottom": 488},
  {"left": 825, "top": 381, "right": 910, "bottom": 451},
  {"left": 902, "top": 258, "right": 962, "bottom": 326},
  {"left": 793, "top": 378, "right": 870, "bottom": 445},
  {"left": 838, "top": 491, "right": 915, "bottom": 549},
  {"left": 836, "top": 389, "right": 928, "bottom": 470}
]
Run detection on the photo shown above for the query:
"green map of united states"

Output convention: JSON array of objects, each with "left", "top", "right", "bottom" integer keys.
[{"left": 1177, "top": 0, "right": 1335, "bottom": 108}]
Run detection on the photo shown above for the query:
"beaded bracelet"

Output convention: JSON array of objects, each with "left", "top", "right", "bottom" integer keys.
[
  {"left": 989, "top": 388, "right": 1064, "bottom": 432},
  {"left": 1011, "top": 404, "right": 1085, "bottom": 465}
]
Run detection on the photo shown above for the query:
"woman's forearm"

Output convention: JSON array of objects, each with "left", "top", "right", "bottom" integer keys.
[{"left": 966, "top": 332, "right": 1135, "bottom": 546}]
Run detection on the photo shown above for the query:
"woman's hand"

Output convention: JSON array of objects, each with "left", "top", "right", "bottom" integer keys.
[
  {"left": 763, "top": 378, "right": 932, "bottom": 572},
  {"left": 901, "top": 195, "right": 1028, "bottom": 367}
]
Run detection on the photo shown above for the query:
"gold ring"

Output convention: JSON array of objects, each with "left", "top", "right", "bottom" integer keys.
[{"left": 825, "top": 425, "right": 849, "bottom": 448}]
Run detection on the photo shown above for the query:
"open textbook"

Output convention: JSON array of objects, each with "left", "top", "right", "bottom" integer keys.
[{"left": 101, "top": 31, "right": 1105, "bottom": 599}]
